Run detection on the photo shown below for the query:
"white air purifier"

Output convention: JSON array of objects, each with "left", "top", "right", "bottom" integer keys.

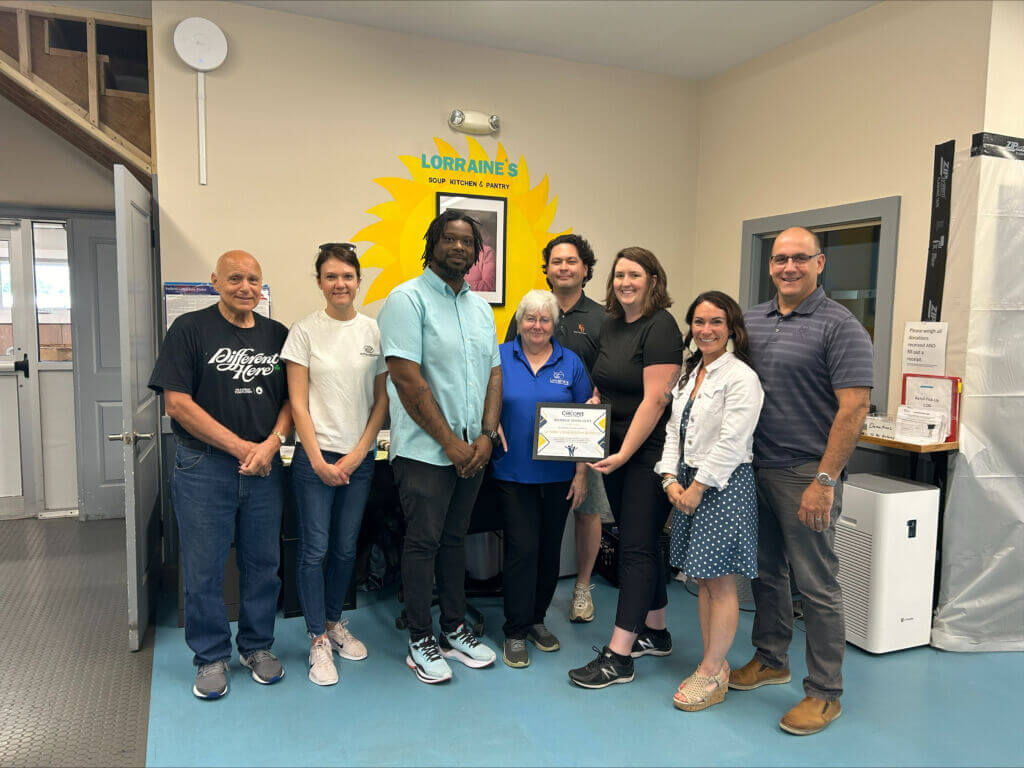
[{"left": 835, "top": 474, "right": 939, "bottom": 653}]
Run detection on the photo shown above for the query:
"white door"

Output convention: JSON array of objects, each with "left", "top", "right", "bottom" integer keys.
[
  {"left": 0, "top": 220, "right": 44, "bottom": 520},
  {"left": 111, "top": 166, "right": 161, "bottom": 651}
]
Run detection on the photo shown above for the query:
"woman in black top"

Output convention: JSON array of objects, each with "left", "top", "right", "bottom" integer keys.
[{"left": 568, "top": 247, "right": 683, "bottom": 689}]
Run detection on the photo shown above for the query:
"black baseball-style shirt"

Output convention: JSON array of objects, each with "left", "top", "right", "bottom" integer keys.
[
  {"left": 591, "top": 309, "right": 683, "bottom": 458},
  {"left": 504, "top": 293, "right": 606, "bottom": 374},
  {"left": 148, "top": 304, "right": 289, "bottom": 445}
]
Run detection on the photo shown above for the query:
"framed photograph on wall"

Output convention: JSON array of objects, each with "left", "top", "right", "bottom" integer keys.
[{"left": 436, "top": 192, "right": 507, "bottom": 305}]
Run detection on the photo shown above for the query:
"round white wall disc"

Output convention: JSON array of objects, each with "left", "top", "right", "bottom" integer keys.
[{"left": 173, "top": 17, "right": 228, "bottom": 72}]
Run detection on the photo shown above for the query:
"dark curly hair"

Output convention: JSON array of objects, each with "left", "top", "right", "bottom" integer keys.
[
  {"left": 682, "top": 290, "right": 754, "bottom": 377},
  {"left": 541, "top": 233, "right": 596, "bottom": 288},
  {"left": 604, "top": 247, "right": 672, "bottom": 319},
  {"left": 422, "top": 210, "right": 483, "bottom": 270}
]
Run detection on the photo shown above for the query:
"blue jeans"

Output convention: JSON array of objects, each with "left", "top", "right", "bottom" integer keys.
[
  {"left": 171, "top": 442, "right": 283, "bottom": 666},
  {"left": 291, "top": 444, "right": 376, "bottom": 637}
]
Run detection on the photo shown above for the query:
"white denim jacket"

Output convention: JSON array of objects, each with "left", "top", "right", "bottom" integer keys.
[{"left": 653, "top": 351, "right": 764, "bottom": 490}]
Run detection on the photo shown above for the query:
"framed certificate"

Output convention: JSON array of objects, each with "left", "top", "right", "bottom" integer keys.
[{"left": 532, "top": 402, "right": 610, "bottom": 462}]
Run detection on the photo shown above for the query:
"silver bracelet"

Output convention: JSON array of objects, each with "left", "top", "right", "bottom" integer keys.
[{"left": 661, "top": 475, "right": 678, "bottom": 491}]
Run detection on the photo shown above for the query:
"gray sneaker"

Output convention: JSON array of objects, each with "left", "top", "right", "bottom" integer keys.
[
  {"left": 502, "top": 637, "right": 529, "bottom": 668},
  {"left": 527, "top": 623, "right": 560, "bottom": 652},
  {"left": 192, "top": 659, "right": 229, "bottom": 699},
  {"left": 239, "top": 649, "right": 284, "bottom": 685}
]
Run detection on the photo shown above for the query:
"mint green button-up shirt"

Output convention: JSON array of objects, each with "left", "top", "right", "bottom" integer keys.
[{"left": 378, "top": 268, "right": 500, "bottom": 466}]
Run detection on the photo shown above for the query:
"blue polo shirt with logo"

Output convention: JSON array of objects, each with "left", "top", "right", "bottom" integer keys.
[
  {"left": 492, "top": 338, "right": 592, "bottom": 484},
  {"left": 745, "top": 287, "right": 874, "bottom": 468}
]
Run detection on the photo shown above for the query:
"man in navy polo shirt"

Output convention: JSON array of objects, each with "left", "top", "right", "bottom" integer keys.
[
  {"left": 505, "top": 234, "right": 608, "bottom": 623},
  {"left": 731, "top": 227, "right": 872, "bottom": 735}
]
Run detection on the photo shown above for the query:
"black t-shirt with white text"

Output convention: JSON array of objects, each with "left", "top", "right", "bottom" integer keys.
[
  {"left": 148, "top": 304, "right": 289, "bottom": 445},
  {"left": 591, "top": 309, "right": 683, "bottom": 459}
]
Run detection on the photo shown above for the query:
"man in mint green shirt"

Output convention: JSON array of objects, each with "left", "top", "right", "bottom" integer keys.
[{"left": 378, "top": 210, "right": 502, "bottom": 684}]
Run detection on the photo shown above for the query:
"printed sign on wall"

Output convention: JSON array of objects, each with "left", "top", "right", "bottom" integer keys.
[{"left": 352, "top": 137, "right": 567, "bottom": 334}]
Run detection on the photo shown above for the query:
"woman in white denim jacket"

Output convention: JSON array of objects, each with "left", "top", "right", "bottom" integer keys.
[{"left": 654, "top": 290, "right": 764, "bottom": 712}]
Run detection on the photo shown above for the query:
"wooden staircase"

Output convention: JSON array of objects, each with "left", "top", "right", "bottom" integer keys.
[{"left": 0, "top": 1, "right": 153, "bottom": 187}]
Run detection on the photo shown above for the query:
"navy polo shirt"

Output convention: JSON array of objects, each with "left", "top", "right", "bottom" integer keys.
[
  {"left": 745, "top": 287, "right": 874, "bottom": 468},
  {"left": 492, "top": 338, "right": 592, "bottom": 484}
]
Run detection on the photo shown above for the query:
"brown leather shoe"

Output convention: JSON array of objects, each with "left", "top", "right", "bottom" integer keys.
[
  {"left": 728, "top": 657, "right": 791, "bottom": 690},
  {"left": 779, "top": 696, "right": 842, "bottom": 735}
]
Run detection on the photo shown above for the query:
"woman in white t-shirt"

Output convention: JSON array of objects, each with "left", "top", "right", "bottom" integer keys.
[{"left": 281, "top": 243, "right": 388, "bottom": 687}]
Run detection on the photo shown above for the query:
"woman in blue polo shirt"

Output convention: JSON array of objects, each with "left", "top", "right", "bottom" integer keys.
[{"left": 493, "top": 290, "right": 592, "bottom": 669}]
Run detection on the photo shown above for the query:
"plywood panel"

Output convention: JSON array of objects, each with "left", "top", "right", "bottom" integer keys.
[
  {"left": 29, "top": 15, "right": 87, "bottom": 110},
  {"left": 0, "top": 10, "right": 18, "bottom": 60},
  {"left": 38, "top": 369, "right": 78, "bottom": 510},
  {"left": 99, "top": 91, "right": 149, "bottom": 154}
]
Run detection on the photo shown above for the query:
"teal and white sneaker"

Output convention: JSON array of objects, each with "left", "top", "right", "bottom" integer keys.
[
  {"left": 406, "top": 635, "right": 453, "bottom": 684},
  {"left": 440, "top": 624, "right": 496, "bottom": 668}
]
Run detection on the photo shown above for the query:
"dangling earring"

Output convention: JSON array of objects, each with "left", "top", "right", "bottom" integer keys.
[
  {"left": 726, "top": 336, "right": 735, "bottom": 353},
  {"left": 688, "top": 338, "right": 698, "bottom": 354}
]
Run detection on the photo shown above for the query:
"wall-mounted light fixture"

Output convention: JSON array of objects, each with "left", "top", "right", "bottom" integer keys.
[{"left": 448, "top": 109, "right": 500, "bottom": 135}]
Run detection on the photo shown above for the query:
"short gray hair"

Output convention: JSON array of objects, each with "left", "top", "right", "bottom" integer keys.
[{"left": 514, "top": 289, "right": 559, "bottom": 329}]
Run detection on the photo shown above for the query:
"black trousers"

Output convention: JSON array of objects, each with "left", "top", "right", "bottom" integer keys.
[
  {"left": 393, "top": 457, "right": 484, "bottom": 641},
  {"left": 603, "top": 450, "right": 670, "bottom": 634},
  {"left": 496, "top": 478, "right": 572, "bottom": 638}
]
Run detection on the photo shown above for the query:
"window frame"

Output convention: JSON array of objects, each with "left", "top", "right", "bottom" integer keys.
[{"left": 739, "top": 196, "right": 900, "bottom": 413}]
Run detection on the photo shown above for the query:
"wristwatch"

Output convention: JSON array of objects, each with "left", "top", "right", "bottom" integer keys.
[
  {"left": 482, "top": 429, "right": 500, "bottom": 446},
  {"left": 816, "top": 471, "right": 837, "bottom": 487},
  {"left": 271, "top": 430, "right": 287, "bottom": 444}
]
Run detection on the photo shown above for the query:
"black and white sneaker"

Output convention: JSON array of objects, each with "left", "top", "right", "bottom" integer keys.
[
  {"left": 631, "top": 627, "right": 672, "bottom": 657},
  {"left": 568, "top": 646, "right": 634, "bottom": 689}
]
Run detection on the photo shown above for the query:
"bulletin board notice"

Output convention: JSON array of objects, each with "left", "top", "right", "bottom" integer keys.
[{"left": 163, "top": 282, "right": 271, "bottom": 330}]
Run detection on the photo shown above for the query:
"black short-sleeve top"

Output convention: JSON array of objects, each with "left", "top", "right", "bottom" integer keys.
[{"left": 592, "top": 308, "right": 683, "bottom": 459}]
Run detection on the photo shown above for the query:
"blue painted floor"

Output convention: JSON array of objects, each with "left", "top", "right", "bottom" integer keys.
[{"left": 147, "top": 579, "right": 1022, "bottom": 767}]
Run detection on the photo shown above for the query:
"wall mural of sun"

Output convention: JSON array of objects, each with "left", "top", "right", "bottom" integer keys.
[{"left": 351, "top": 136, "right": 568, "bottom": 336}]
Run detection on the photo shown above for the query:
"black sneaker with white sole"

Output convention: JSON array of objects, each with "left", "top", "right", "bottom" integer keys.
[
  {"left": 568, "top": 646, "right": 634, "bottom": 689},
  {"left": 631, "top": 627, "right": 672, "bottom": 657}
]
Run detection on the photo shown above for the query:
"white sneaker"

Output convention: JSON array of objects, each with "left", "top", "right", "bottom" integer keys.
[
  {"left": 439, "top": 624, "right": 496, "bottom": 668},
  {"left": 327, "top": 619, "right": 368, "bottom": 661},
  {"left": 570, "top": 583, "right": 595, "bottom": 623},
  {"left": 308, "top": 636, "right": 339, "bottom": 686}
]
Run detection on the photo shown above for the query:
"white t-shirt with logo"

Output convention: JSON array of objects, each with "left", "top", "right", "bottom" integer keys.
[{"left": 281, "top": 309, "right": 387, "bottom": 455}]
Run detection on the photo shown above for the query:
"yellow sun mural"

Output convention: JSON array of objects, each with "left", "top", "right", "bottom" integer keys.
[{"left": 352, "top": 137, "right": 567, "bottom": 335}]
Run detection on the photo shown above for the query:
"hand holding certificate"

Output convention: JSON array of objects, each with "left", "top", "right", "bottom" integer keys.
[{"left": 532, "top": 402, "right": 610, "bottom": 462}]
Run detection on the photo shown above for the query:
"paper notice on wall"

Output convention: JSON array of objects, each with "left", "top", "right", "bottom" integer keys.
[
  {"left": 902, "top": 321, "right": 948, "bottom": 375},
  {"left": 163, "top": 282, "right": 271, "bottom": 330}
]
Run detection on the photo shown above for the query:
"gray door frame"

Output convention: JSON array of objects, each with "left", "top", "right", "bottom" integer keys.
[
  {"left": 0, "top": 217, "right": 42, "bottom": 518},
  {"left": 739, "top": 196, "right": 901, "bottom": 413},
  {"left": 0, "top": 204, "right": 122, "bottom": 520}
]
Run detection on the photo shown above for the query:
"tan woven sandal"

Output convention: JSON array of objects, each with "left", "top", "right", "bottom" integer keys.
[{"left": 673, "top": 666, "right": 728, "bottom": 712}]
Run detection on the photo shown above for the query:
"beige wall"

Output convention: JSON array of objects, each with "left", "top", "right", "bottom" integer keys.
[
  {"left": 984, "top": 0, "right": 1024, "bottom": 137},
  {"left": 694, "top": 0, "right": 992, "bottom": 410},
  {"left": 151, "top": 0, "right": 698, "bottom": 329},
  {"left": 0, "top": 96, "right": 113, "bottom": 209}
]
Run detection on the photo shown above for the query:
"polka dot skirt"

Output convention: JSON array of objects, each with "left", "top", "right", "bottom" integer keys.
[{"left": 669, "top": 399, "right": 758, "bottom": 579}]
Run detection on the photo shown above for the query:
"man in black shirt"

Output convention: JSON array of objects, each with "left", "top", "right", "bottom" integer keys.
[
  {"left": 148, "top": 250, "right": 292, "bottom": 700},
  {"left": 505, "top": 233, "right": 608, "bottom": 623}
]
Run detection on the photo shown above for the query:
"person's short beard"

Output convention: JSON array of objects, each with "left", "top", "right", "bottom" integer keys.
[{"left": 431, "top": 258, "right": 470, "bottom": 281}]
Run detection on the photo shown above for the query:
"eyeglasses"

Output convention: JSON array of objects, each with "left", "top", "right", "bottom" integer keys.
[
  {"left": 770, "top": 252, "right": 821, "bottom": 267},
  {"left": 319, "top": 242, "right": 356, "bottom": 252}
]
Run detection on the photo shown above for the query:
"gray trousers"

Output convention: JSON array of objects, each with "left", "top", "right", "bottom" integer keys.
[{"left": 751, "top": 462, "right": 845, "bottom": 700}]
